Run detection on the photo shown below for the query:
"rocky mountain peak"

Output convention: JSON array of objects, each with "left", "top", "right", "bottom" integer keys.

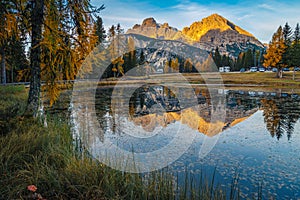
[
  {"left": 182, "top": 13, "right": 254, "bottom": 41},
  {"left": 161, "top": 22, "right": 170, "bottom": 28},
  {"left": 126, "top": 17, "right": 183, "bottom": 40},
  {"left": 141, "top": 17, "right": 158, "bottom": 28}
]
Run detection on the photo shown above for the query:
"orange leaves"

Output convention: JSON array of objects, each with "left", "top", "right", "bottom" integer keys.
[
  {"left": 263, "top": 26, "right": 287, "bottom": 72},
  {"left": 0, "top": 13, "right": 18, "bottom": 46}
]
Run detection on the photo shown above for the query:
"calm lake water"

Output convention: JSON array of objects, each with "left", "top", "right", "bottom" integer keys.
[{"left": 67, "top": 84, "right": 300, "bottom": 199}]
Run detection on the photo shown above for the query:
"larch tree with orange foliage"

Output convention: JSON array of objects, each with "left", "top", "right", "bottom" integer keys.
[
  {"left": 24, "top": 0, "right": 104, "bottom": 117},
  {"left": 263, "top": 26, "right": 286, "bottom": 78}
]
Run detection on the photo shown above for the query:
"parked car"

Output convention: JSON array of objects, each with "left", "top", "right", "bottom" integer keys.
[
  {"left": 250, "top": 67, "right": 257, "bottom": 72},
  {"left": 283, "top": 67, "right": 290, "bottom": 71},
  {"left": 272, "top": 68, "right": 278, "bottom": 72},
  {"left": 258, "top": 67, "right": 265, "bottom": 72},
  {"left": 156, "top": 69, "right": 163, "bottom": 73},
  {"left": 240, "top": 68, "right": 246, "bottom": 72},
  {"left": 219, "top": 66, "right": 230, "bottom": 72},
  {"left": 224, "top": 66, "right": 230, "bottom": 72},
  {"left": 294, "top": 67, "right": 300, "bottom": 71}
]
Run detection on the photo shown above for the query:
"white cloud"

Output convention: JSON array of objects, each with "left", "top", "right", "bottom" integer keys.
[
  {"left": 258, "top": 3, "right": 275, "bottom": 10},
  {"left": 103, "top": 16, "right": 140, "bottom": 23},
  {"left": 237, "top": 14, "right": 254, "bottom": 21}
]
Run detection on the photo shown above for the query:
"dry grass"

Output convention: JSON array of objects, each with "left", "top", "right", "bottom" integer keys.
[{"left": 93, "top": 72, "right": 300, "bottom": 89}]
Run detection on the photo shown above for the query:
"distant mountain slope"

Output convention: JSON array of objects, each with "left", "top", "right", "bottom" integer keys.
[
  {"left": 125, "top": 33, "right": 211, "bottom": 69},
  {"left": 126, "top": 14, "right": 265, "bottom": 57}
]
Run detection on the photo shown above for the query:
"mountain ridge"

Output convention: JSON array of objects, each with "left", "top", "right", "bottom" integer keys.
[{"left": 126, "top": 14, "right": 265, "bottom": 57}]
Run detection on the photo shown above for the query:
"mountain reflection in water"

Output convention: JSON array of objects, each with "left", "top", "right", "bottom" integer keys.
[{"left": 95, "top": 86, "right": 300, "bottom": 140}]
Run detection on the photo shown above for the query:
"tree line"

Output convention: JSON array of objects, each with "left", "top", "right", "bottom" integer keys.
[
  {"left": 211, "top": 47, "right": 265, "bottom": 71},
  {"left": 264, "top": 22, "right": 300, "bottom": 78}
]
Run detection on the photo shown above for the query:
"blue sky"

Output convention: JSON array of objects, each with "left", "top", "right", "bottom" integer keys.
[{"left": 91, "top": 0, "right": 300, "bottom": 43}]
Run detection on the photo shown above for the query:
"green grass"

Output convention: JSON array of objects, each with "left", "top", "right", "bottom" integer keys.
[{"left": 0, "top": 85, "right": 28, "bottom": 135}]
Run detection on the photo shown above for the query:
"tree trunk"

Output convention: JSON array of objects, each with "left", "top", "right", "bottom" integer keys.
[
  {"left": 1, "top": 47, "right": 6, "bottom": 84},
  {"left": 11, "top": 64, "right": 13, "bottom": 83},
  {"left": 277, "top": 68, "right": 283, "bottom": 78},
  {"left": 293, "top": 67, "right": 295, "bottom": 80},
  {"left": 26, "top": 0, "right": 45, "bottom": 117}
]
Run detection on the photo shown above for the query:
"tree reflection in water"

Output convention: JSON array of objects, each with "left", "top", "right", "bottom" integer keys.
[
  {"left": 94, "top": 86, "right": 300, "bottom": 140},
  {"left": 261, "top": 97, "right": 300, "bottom": 140}
]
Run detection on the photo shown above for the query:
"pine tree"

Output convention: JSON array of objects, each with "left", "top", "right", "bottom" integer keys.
[
  {"left": 137, "top": 49, "right": 144, "bottom": 75},
  {"left": 258, "top": 49, "right": 265, "bottom": 67},
  {"left": 263, "top": 26, "right": 286, "bottom": 78},
  {"left": 234, "top": 52, "right": 244, "bottom": 71},
  {"left": 294, "top": 23, "right": 300, "bottom": 43},
  {"left": 95, "top": 16, "right": 106, "bottom": 45},
  {"left": 221, "top": 54, "right": 230, "bottom": 67},
  {"left": 108, "top": 25, "right": 117, "bottom": 77},
  {"left": 244, "top": 49, "right": 254, "bottom": 68},
  {"left": 290, "top": 23, "right": 300, "bottom": 80},
  {"left": 139, "top": 50, "right": 145, "bottom": 65},
  {"left": 116, "top": 23, "right": 123, "bottom": 35},
  {"left": 213, "top": 47, "right": 221, "bottom": 67},
  {"left": 116, "top": 23, "right": 124, "bottom": 56},
  {"left": 282, "top": 22, "right": 293, "bottom": 69},
  {"left": 283, "top": 22, "right": 292, "bottom": 46}
]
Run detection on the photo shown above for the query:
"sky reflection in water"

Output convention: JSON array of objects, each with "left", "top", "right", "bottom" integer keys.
[{"left": 92, "top": 86, "right": 300, "bottom": 198}]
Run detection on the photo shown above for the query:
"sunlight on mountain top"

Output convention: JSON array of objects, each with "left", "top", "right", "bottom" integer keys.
[{"left": 182, "top": 13, "right": 254, "bottom": 41}]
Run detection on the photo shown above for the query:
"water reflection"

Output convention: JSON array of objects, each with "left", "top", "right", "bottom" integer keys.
[
  {"left": 223, "top": 90, "right": 300, "bottom": 140},
  {"left": 95, "top": 86, "right": 300, "bottom": 140},
  {"left": 261, "top": 98, "right": 300, "bottom": 140},
  {"left": 70, "top": 86, "right": 300, "bottom": 198}
]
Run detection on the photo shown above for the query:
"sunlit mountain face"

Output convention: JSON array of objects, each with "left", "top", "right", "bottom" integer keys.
[
  {"left": 182, "top": 13, "right": 254, "bottom": 41},
  {"left": 126, "top": 14, "right": 264, "bottom": 57}
]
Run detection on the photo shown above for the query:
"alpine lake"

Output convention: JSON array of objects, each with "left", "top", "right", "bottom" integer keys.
[{"left": 52, "top": 80, "right": 300, "bottom": 199}]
